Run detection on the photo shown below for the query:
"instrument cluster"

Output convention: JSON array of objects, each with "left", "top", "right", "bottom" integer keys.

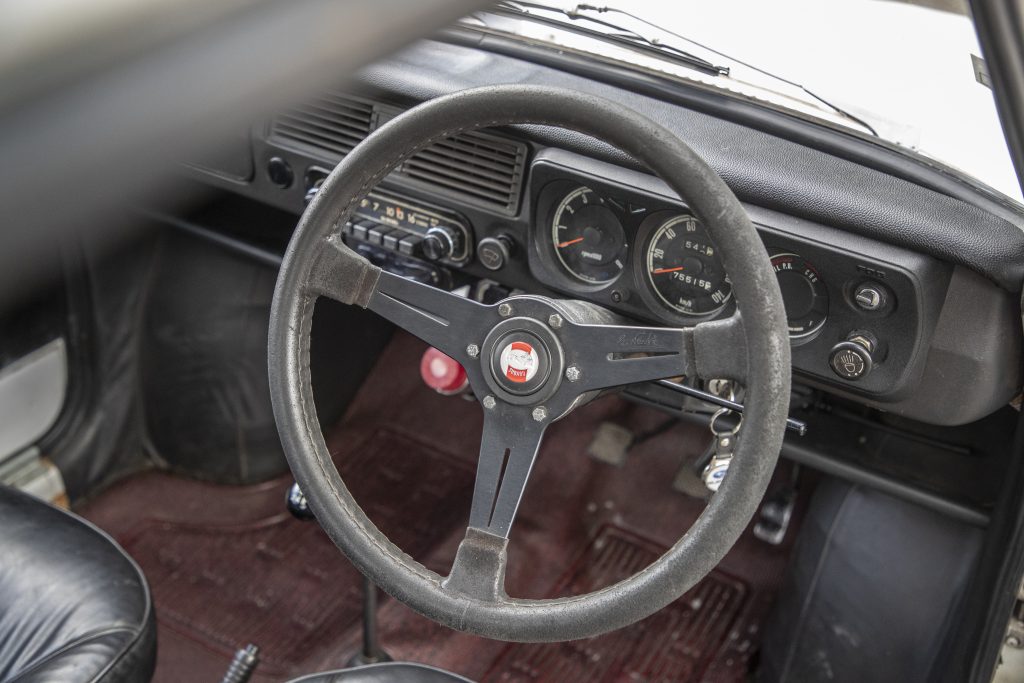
[{"left": 533, "top": 178, "right": 833, "bottom": 342}]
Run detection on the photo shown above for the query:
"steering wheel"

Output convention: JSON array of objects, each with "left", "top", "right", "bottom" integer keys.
[{"left": 268, "top": 85, "right": 791, "bottom": 642}]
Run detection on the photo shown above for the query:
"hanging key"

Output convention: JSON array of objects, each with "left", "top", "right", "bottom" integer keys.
[{"left": 703, "top": 407, "right": 742, "bottom": 492}]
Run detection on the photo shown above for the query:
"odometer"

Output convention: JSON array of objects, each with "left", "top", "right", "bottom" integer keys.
[
  {"left": 550, "top": 186, "right": 627, "bottom": 284},
  {"left": 644, "top": 214, "right": 731, "bottom": 316}
]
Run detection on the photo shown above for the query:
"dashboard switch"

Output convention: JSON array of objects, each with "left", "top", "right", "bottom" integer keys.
[
  {"left": 367, "top": 225, "right": 392, "bottom": 246},
  {"left": 352, "top": 221, "right": 373, "bottom": 241},
  {"left": 422, "top": 226, "right": 460, "bottom": 261},
  {"left": 398, "top": 234, "right": 424, "bottom": 257},
  {"left": 477, "top": 236, "right": 512, "bottom": 271},
  {"left": 854, "top": 282, "right": 888, "bottom": 311},
  {"left": 829, "top": 331, "right": 877, "bottom": 381}
]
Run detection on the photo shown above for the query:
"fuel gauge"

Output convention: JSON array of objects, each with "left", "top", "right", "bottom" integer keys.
[{"left": 771, "top": 252, "right": 829, "bottom": 339}]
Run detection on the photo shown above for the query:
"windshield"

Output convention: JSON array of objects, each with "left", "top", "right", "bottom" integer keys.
[{"left": 470, "top": 0, "right": 1022, "bottom": 205}]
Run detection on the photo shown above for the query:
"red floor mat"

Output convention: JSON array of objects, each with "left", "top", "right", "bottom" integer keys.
[{"left": 80, "top": 331, "right": 800, "bottom": 682}]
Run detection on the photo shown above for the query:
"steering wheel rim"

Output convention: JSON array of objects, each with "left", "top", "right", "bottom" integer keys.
[{"left": 268, "top": 85, "right": 791, "bottom": 642}]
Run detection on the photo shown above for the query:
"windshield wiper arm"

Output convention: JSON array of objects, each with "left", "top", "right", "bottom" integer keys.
[
  {"left": 570, "top": 3, "right": 879, "bottom": 137},
  {"left": 491, "top": 1, "right": 729, "bottom": 77}
]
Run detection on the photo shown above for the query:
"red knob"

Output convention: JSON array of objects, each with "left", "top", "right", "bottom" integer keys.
[{"left": 420, "top": 347, "right": 468, "bottom": 395}]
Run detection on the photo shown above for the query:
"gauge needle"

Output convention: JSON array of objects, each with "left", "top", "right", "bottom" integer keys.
[
  {"left": 558, "top": 237, "right": 585, "bottom": 248},
  {"left": 652, "top": 266, "right": 684, "bottom": 274}
]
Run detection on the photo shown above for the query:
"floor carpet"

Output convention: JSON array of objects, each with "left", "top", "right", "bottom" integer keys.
[{"left": 80, "top": 331, "right": 802, "bottom": 682}]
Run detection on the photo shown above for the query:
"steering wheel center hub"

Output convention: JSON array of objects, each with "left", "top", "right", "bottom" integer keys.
[
  {"left": 493, "top": 332, "right": 548, "bottom": 393},
  {"left": 480, "top": 310, "right": 564, "bottom": 406}
]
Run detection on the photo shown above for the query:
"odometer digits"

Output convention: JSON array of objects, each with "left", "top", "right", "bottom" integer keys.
[{"left": 645, "top": 214, "right": 731, "bottom": 316}]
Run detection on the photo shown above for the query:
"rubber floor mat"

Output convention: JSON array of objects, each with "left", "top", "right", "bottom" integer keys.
[
  {"left": 81, "top": 332, "right": 800, "bottom": 682},
  {"left": 484, "top": 526, "right": 750, "bottom": 683},
  {"left": 120, "top": 429, "right": 473, "bottom": 677}
]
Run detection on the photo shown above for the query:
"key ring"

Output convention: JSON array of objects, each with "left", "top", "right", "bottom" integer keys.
[{"left": 709, "top": 407, "right": 742, "bottom": 436}]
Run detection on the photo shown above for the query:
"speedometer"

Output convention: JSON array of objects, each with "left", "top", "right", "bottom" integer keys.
[
  {"left": 643, "top": 214, "right": 732, "bottom": 316},
  {"left": 550, "top": 186, "right": 627, "bottom": 284}
]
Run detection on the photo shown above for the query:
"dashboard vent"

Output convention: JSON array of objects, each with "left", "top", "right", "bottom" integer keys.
[
  {"left": 398, "top": 131, "right": 527, "bottom": 214},
  {"left": 268, "top": 93, "right": 527, "bottom": 214},
  {"left": 269, "top": 93, "right": 375, "bottom": 159}
]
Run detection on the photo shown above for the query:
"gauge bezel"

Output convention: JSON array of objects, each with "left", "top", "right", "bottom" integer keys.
[
  {"left": 633, "top": 210, "right": 734, "bottom": 322},
  {"left": 769, "top": 251, "right": 830, "bottom": 342},
  {"left": 549, "top": 185, "right": 628, "bottom": 285}
]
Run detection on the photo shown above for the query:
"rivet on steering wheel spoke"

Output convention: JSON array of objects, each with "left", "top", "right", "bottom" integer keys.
[
  {"left": 565, "top": 365, "right": 581, "bottom": 382},
  {"left": 498, "top": 303, "right": 513, "bottom": 317},
  {"left": 532, "top": 406, "right": 548, "bottom": 422},
  {"left": 483, "top": 395, "right": 497, "bottom": 410},
  {"left": 548, "top": 314, "right": 563, "bottom": 329},
  {"left": 466, "top": 344, "right": 480, "bottom": 358}
]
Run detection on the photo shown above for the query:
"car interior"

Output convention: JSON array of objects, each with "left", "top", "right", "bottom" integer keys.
[{"left": 3, "top": 1, "right": 1024, "bottom": 682}]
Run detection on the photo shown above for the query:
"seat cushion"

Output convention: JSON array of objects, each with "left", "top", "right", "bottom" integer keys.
[
  {"left": 288, "top": 662, "right": 474, "bottom": 683},
  {"left": 0, "top": 485, "right": 155, "bottom": 683}
]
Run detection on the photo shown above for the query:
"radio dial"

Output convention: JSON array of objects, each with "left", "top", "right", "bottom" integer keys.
[{"left": 422, "top": 226, "right": 460, "bottom": 261}]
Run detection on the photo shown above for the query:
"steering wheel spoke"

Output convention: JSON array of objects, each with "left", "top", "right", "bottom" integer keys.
[
  {"left": 563, "top": 323, "right": 694, "bottom": 393},
  {"left": 466, "top": 405, "right": 546, "bottom": 539},
  {"left": 690, "top": 313, "right": 748, "bottom": 383},
  {"left": 366, "top": 270, "right": 495, "bottom": 364},
  {"left": 562, "top": 313, "right": 747, "bottom": 392},
  {"left": 443, "top": 405, "right": 546, "bottom": 602}
]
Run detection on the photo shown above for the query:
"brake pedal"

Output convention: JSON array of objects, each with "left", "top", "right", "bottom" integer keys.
[{"left": 753, "top": 487, "right": 796, "bottom": 545}]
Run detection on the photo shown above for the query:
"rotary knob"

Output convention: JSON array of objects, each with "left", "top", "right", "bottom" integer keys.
[
  {"left": 829, "top": 331, "right": 877, "bottom": 381},
  {"left": 421, "top": 226, "right": 461, "bottom": 262},
  {"left": 477, "top": 235, "right": 512, "bottom": 271}
]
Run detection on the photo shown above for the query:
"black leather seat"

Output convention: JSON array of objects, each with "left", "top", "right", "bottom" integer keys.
[
  {"left": 0, "top": 485, "right": 156, "bottom": 683},
  {"left": 289, "top": 663, "right": 474, "bottom": 682}
]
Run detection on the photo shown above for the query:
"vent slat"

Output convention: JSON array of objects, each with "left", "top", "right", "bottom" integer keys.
[
  {"left": 269, "top": 93, "right": 374, "bottom": 160},
  {"left": 433, "top": 134, "right": 520, "bottom": 160},
  {"left": 272, "top": 123, "right": 359, "bottom": 155},
  {"left": 275, "top": 115, "right": 365, "bottom": 146},
  {"left": 300, "top": 102, "right": 374, "bottom": 129},
  {"left": 404, "top": 167, "right": 513, "bottom": 205},
  {"left": 318, "top": 93, "right": 375, "bottom": 112},
  {"left": 415, "top": 147, "right": 518, "bottom": 180},
  {"left": 404, "top": 157, "right": 516, "bottom": 195}
]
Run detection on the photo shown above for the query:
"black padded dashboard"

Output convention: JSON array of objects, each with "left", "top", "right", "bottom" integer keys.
[{"left": 187, "top": 37, "right": 1023, "bottom": 426}]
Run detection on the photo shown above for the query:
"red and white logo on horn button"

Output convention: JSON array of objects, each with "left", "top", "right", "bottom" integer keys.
[{"left": 499, "top": 341, "right": 539, "bottom": 383}]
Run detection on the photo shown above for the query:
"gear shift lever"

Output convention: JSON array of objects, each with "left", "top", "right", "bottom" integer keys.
[{"left": 286, "top": 483, "right": 392, "bottom": 664}]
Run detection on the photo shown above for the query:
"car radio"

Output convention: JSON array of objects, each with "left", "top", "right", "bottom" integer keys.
[{"left": 341, "top": 189, "right": 472, "bottom": 265}]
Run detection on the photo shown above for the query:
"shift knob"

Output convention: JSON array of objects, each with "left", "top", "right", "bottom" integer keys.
[{"left": 286, "top": 482, "right": 315, "bottom": 520}]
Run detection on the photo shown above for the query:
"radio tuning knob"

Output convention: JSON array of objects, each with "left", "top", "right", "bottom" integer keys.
[{"left": 421, "top": 226, "right": 460, "bottom": 261}]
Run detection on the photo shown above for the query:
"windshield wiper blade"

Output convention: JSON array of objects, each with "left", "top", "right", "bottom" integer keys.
[
  {"left": 570, "top": 3, "right": 879, "bottom": 137},
  {"left": 491, "top": 1, "right": 729, "bottom": 77}
]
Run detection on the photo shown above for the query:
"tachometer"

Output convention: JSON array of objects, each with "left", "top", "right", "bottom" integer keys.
[
  {"left": 770, "top": 252, "right": 829, "bottom": 338},
  {"left": 551, "top": 186, "right": 627, "bottom": 284},
  {"left": 644, "top": 214, "right": 731, "bottom": 316}
]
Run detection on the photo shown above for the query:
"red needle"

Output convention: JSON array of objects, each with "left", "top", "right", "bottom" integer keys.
[
  {"left": 558, "top": 237, "right": 585, "bottom": 248},
  {"left": 652, "top": 266, "right": 684, "bottom": 274}
]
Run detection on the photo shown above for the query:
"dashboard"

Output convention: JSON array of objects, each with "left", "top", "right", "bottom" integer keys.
[
  {"left": 333, "top": 149, "right": 949, "bottom": 403},
  {"left": 187, "top": 39, "right": 1024, "bottom": 427}
]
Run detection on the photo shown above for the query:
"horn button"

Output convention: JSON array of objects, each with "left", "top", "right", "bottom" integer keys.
[{"left": 481, "top": 312, "right": 564, "bottom": 406}]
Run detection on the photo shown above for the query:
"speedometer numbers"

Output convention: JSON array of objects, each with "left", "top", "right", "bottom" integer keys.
[
  {"left": 550, "top": 186, "right": 628, "bottom": 284},
  {"left": 643, "top": 214, "right": 732, "bottom": 317}
]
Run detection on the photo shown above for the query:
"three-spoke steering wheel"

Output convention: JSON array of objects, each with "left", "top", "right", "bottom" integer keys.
[{"left": 268, "top": 85, "right": 791, "bottom": 642}]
